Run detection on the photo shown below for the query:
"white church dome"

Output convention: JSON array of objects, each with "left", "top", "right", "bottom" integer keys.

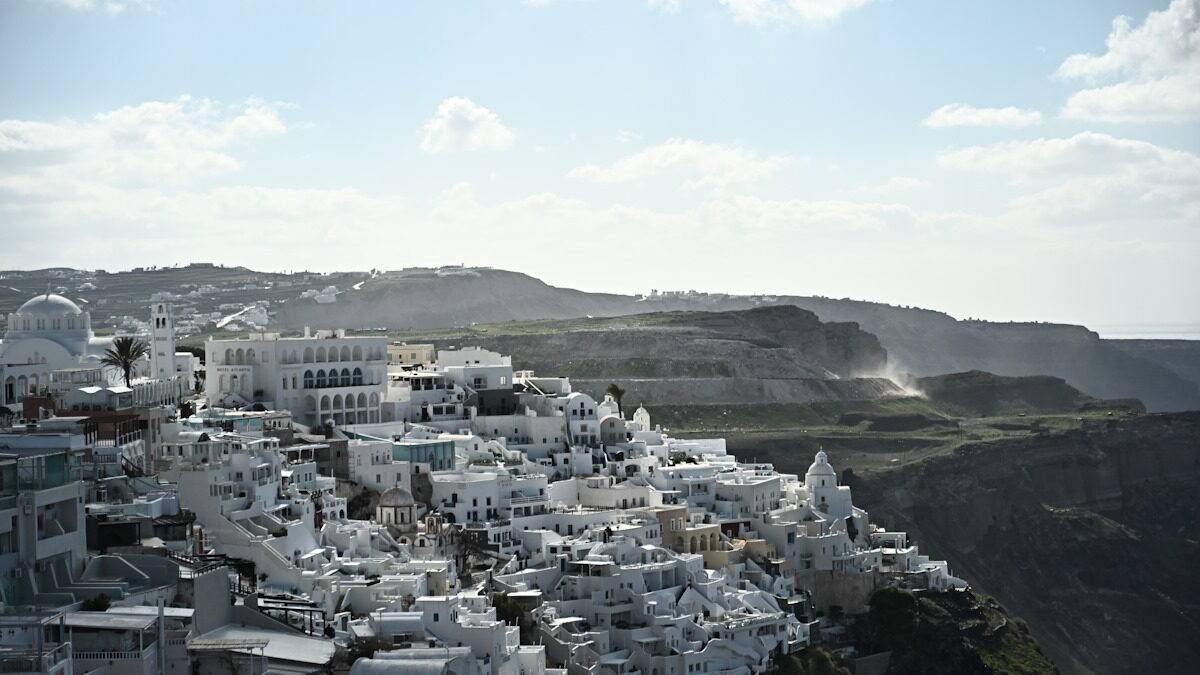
[
  {"left": 806, "top": 451, "right": 836, "bottom": 477},
  {"left": 379, "top": 486, "right": 415, "bottom": 507},
  {"left": 16, "top": 293, "right": 82, "bottom": 318}
]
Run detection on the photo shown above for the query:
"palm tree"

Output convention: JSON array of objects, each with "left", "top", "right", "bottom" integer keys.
[
  {"left": 605, "top": 383, "right": 626, "bottom": 414},
  {"left": 101, "top": 336, "right": 150, "bottom": 387}
]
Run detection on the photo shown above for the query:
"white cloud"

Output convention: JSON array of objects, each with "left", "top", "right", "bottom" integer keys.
[
  {"left": 851, "top": 176, "right": 931, "bottom": 196},
  {"left": 524, "top": 0, "right": 680, "bottom": 13},
  {"left": 922, "top": 104, "right": 1043, "bottom": 128},
  {"left": 718, "top": 0, "right": 877, "bottom": 24},
  {"left": 0, "top": 95, "right": 287, "bottom": 188},
  {"left": 569, "top": 138, "right": 787, "bottom": 191},
  {"left": 524, "top": 0, "right": 870, "bottom": 23},
  {"left": 647, "top": 0, "right": 683, "bottom": 12},
  {"left": 419, "top": 97, "right": 515, "bottom": 153},
  {"left": 0, "top": 95, "right": 408, "bottom": 264},
  {"left": 938, "top": 132, "right": 1200, "bottom": 228},
  {"left": 1056, "top": 0, "right": 1200, "bottom": 122},
  {"left": 41, "top": 0, "right": 151, "bottom": 14}
]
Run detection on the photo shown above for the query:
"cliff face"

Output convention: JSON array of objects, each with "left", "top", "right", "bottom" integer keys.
[
  {"left": 411, "top": 306, "right": 898, "bottom": 405},
  {"left": 1106, "top": 339, "right": 1200, "bottom": 392},
  {"left": 852, "top": 412, "right": 1200, "bottom": 675}
]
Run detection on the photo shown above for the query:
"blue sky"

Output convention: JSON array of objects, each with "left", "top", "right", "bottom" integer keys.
[{"left": 0, "top": 0, "right": 1197, "bottom": 330}]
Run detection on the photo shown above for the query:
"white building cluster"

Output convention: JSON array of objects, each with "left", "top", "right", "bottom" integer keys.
[
  {"left": 192, "top": 336, "right": 966, "bottom": 674},
  {"left": 0, "top": 304, "right": 964, "bottom": 675}
]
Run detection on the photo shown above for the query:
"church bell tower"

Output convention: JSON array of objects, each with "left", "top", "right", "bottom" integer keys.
[{"left": 150, "top": 303, "right": 176, "bottom": 381}]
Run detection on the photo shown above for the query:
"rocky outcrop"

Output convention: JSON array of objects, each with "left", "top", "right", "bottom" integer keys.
[
  {"left": 912, "top": 370, "right": 1144, "bottom": 417},
  {"left": 442, "top": 306, "right": 889, "bottom": 381},
  {"left": 852, "top": 412, "right": 1200, "bottom": 675},
  {"left": 416, "top": 306, "right": 897, "bottom": 406},
  {"left": 886, "top": 590, "right": 1058, "bottom": 675}
]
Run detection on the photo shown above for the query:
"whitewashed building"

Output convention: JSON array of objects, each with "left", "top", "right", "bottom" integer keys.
[{"left": 204, "top": 328, "right": 389, "bottom": 425}]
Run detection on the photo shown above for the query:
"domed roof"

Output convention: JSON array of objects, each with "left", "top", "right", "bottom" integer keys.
[
  {"left": 17, "top": 293, "right": 82, "bottom": 318},
  {"left": 378, "top": 486, "right": 415, "bottom": 507},
  {"left": 806, "top": 450, "right": 836, "bottom": 477}
]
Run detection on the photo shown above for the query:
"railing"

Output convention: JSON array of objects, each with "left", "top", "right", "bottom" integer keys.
[
  {"left": 168, "top": 550, "right": 227, "bottom": 575},
  {"left": 465, "top": 518, "right": 511, "bottom": 529},
  {"left": 0, "top": 643, "right": 71, "bottom": 673},
  {"left": 74, "top": 644, "right": 155, "bottom": 660},
  {"left": 510, "top": 495, "right": 548, "bottom": 505},
  {"left": 94, "top": 430, "right": 142, "bottom": 447}
]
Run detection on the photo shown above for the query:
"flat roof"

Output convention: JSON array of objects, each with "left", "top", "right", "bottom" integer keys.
[
  {"left": 192, "top": 625, "right": 334, "bottom": 664},
  {"left": 60, "top": 612, "right": 156, "bottom": 631},
  {"left": 107, "top": 606, "right": 195, "bottom": 619}
]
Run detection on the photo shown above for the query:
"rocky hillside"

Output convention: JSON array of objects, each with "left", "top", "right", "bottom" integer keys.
[
  {"left": 881, "top": 590, "right": 1057, "bottom": 675},
  {"left": 850, "top": 412, "right": 1200, "bottom": 675},
  {"left": 275, "top": 268, "right": 639, "bottom": 330},
  {"left": 1106, "top": 339, "right": 1200, "bottom": 393},
  {"left": 912, "top": 370, "right": 1144, "bottom": 418},
  {"left": 398, "top": 306, "right": 904, "bottom": 405},
  {"left": 770, "top": 589, "right": 1056, "bottom": 675},
  {"left": 274, "top": 268, "right": 1198, "bottom": 411}
]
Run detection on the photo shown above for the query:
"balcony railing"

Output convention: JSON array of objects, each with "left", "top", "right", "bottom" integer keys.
[
  {"left": 0, "top": 643, "right": 71, "bottom": 673},
  {"left": 74, "top": 643, "right": 156, "bottom": 660}
]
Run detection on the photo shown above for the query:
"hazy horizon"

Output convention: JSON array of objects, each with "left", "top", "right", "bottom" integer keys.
[{"left": 2, "top": 0, "right": 1197, "bottom": 330}]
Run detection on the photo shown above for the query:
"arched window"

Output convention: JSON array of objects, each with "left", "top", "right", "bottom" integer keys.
[
  {"left": 340, "top": 346, "right": 351, "bottom": 361},
  {"left": 303, "top": 371, "right": 314, "bottom": 388},
  {"left": 225, "top": 349, "right": 233, "bottom": 364},
  {"left": 220, "top": 374, "right": 228, "bottom": 391},
  {"left": 316, "top": 347, "right": 326, "bottom": 363},
  {"left": 328, "top": 347, "right": 339, "bottom": 363},
  {"left": 315, "top": 370, "right": 327, "bottom": 388},
  {"left": 247, "top": 349, "right": 256, "bottom": 363},
  {"left": 341, "top": 368, "right": 351, "bottom": 387},
  {"left": 235, "top": 349, "right": 245, "bottom": 365},
  {"left": 303, "top": 347, "right": 314, "bottom": 363},
  {"left": 230, "top": 374, "right": 239, "bottom": 393},
  {"left": 352, "top": 345, "right": 362, "bottom": 361},
  {"left": 352, "top": 367, "right": 363, "bottom": 386}
]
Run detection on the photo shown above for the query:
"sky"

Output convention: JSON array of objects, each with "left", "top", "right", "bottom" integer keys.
[{"left": 0, "top": 0, "right": 1197, "bottom": 331}]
